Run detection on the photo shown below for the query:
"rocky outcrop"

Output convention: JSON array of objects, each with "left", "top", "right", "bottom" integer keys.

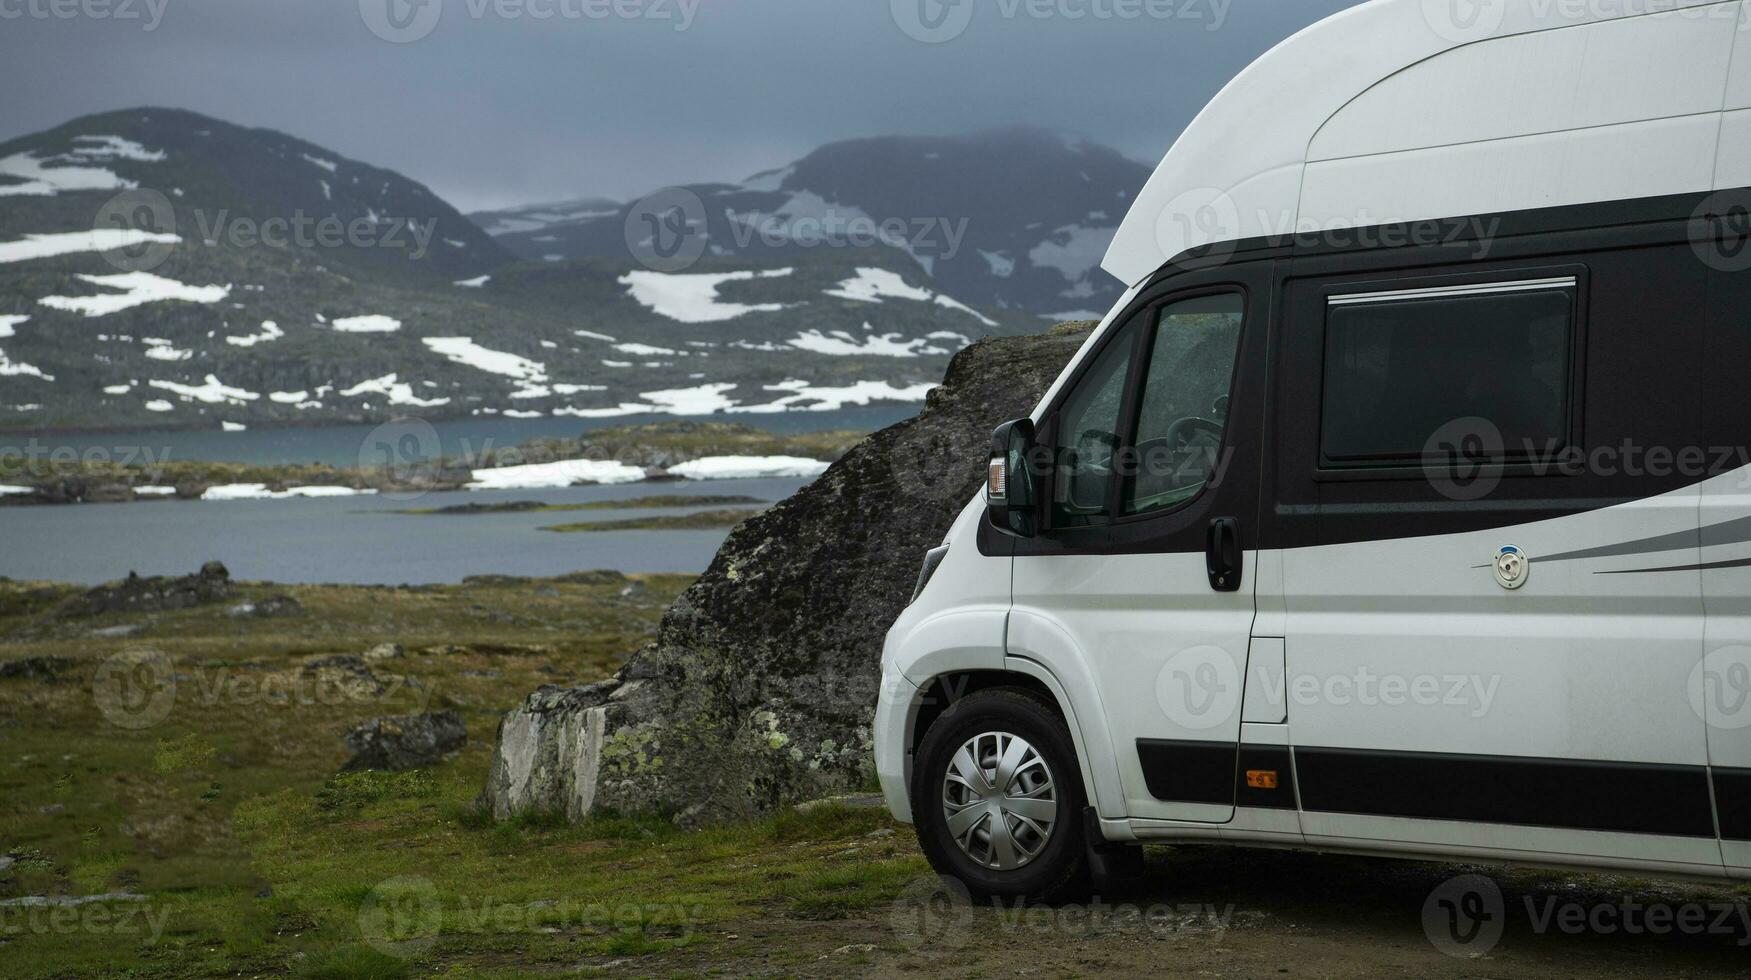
[
  {"left": 58, "top": 561, "right": 234, "bottom": 618},
  {"left": 481, "top": 323, "right": 1095, "bottom": 826},
  {"left": 342, "top": 711, "right": 467, "bottom": 771}
]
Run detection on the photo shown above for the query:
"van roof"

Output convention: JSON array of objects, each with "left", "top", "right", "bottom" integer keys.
[{"left": 1102, "top": 0, "right": 1747, "bottom": 285}]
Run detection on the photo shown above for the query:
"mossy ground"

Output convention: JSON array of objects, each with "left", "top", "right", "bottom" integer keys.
[
  {"left": 0, "top": 574, "right": 925, "bottom": 978},
  {"left": 6, "top": 576, "right": 1751, "bottom": 978}
]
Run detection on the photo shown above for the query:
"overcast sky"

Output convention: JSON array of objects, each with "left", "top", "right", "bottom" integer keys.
[{"left": 0, "top": 0, "right": 1355, "bottom": 212}]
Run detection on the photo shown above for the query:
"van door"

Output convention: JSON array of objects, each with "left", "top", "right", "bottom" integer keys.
[
  {"left": 1702, "top": 259, "right": 1751, "bottom": 877},
  {"left": 1276, "top": 245, "right": 1718, "bottom": 873},
  {"left": 1006, "top": 261, "right": 1270, "bottom": 824}
]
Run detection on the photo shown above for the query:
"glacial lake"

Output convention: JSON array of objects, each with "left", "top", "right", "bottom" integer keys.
[{"left": 0, "top": 477, "right": 811, "bottom": 585}]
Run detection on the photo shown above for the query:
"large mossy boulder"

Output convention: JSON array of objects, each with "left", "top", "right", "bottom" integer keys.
[{"left": 481, "top": 323, "right": 1096, "bottom": 826}]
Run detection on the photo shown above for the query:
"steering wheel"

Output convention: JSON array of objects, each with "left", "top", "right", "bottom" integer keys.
[{"left": 1163, "top": 416, "right": 1223, "bottom": 455}]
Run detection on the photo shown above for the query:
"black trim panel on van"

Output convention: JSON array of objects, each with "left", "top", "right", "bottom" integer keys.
[{"left": 1294, "top": 746, "right": 1718, "bottom": 839}]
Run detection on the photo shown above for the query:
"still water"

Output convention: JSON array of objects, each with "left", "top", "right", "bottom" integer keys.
[{"left": 0, "top": 478, "right": 809, "bottom": 585}]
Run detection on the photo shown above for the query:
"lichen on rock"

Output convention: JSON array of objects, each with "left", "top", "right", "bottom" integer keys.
[{"left": 481, "top": 323, "right": 1096, "bottom": 826}]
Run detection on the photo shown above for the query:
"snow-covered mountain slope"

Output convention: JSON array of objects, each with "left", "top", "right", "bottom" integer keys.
[
  {"left": 0, "top": 110, "right": 1025, "bottom": 432},
  {"left": 477, "top": 129, "right": 1150, "bottom": 319}
]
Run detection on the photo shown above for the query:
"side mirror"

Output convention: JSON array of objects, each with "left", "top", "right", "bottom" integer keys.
[{"left": 986, "top": 418, "right": 1041, "bottom": 538}]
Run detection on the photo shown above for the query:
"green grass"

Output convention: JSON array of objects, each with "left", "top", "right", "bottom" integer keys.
[
  {"left": 537, "top": 508, "right": 763, "bottom": 533},
  {"left": 0, "top": 572, "right": 923, "bottom": 978}
]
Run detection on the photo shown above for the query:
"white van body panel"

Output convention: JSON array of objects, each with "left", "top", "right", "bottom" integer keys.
[{"left": 1102, "top": 0, "right": 1742, "bottom": 287}]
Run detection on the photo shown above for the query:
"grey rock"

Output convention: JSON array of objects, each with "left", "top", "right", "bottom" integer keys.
[
  {"left": 481, "top": 324, "right": 1094, "bottom": 826},
  {"left": 60, "top": 562, "right": 232, "bottom": 618},
  {"left": 88, "top": 624, "right": 142, "bottom": 639},
  {"left": 0, "top": 656, "right": 75, "bottom": 681},
  {"left": 343, "top": 711, "right": 467, "bottom": 771},
  {"left": 0, "top": 892, "right": 145, "bottom": 908}
]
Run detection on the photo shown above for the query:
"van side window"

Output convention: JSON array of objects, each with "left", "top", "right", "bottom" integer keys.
[
  {"left": 1321, "top": 279, "right": 1576, "bottom": 466},
  {"left": 1051, "top": 320, "right": 1136, "bottom": 528},
  {"left": 1124, "top": 294, "right": 1245, "bottom": 516}
]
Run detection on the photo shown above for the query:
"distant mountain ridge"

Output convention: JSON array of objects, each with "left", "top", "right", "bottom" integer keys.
[
  {"left": 470, "top": 129, "right": 1149, "bottom": 318},
  {"left": 0, "top": 109, "right": 1028, "bottom": 434}
]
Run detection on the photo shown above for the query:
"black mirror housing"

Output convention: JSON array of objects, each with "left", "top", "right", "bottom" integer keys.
[{"left": 986, "top": 418, "right": 1041, "bottom": 538}]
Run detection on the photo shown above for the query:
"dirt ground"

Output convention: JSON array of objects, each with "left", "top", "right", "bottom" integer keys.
[{"left": 646, "top": 845, "right": 1751, "bottom": 978}]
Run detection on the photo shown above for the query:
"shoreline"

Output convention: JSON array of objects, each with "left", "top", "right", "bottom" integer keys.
[{"left": 0, "top": 419, "right": 855, "bottom": 506}]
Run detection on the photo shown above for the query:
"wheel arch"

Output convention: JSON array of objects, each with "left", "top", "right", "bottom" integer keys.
[{"left": 906, "top": 659, "right": 1122, "bottom": 823}]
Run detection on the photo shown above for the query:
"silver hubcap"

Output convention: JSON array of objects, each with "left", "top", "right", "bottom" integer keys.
[{"left": 940, "top": 731, "right": 1058, "bottom": 870}]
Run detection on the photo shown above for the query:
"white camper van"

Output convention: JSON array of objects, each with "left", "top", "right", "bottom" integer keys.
[{"left": 875, "top": 0, "right": 1751, "bottom": 900}]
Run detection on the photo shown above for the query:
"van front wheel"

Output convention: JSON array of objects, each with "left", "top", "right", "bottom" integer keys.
[{"left": 913, "top": 688, "right": 1088, "bottom": 902}]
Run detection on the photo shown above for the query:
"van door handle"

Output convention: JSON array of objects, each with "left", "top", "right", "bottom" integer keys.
[{"left": 1207, "top": 517, "right": 1241, "bottom": 593}]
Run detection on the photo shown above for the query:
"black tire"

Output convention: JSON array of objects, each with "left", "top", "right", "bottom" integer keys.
[{"left": 912, "top": 688, "right": 1089, "bottom": 903}]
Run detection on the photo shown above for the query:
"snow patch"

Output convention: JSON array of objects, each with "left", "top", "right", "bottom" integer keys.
[
  {"left": 203, "top": 484, "right": 375, "bottom": 501},
  {"left": 979, "top": 250, "right": 1016, "bottom": 278},
  {"left": 454, "top": 275, "right": 491, "bottom": 288},
  {"left": 0, "top": 349, "right": 52, "bottom": 381},
  {"left": 0, "top": 485, "right": 33, "bottom": 496},
  {"left": 618, "top": 268, "right": 794, "bottom": 323},
  {"left": 786, "top": 328, "right": 949, "bottom": 358},
  {"left": 39, "top": 273, "right": 230, "bottom": 318},
  {"left": 0, "top": 152, "right": 135, "bottom": 197},
  {"left": 143, "top": 400, "right": 174, "bottom": 412},
  {"left": 1028, "top": 225, "right": 1113, "bottom": 282},
  {"left": 0, "top": 229, "right": 181, "bottom": 265},
  {"left": 573, "top": 329, "right": 617, "bottom": 343},
  {"left": 668, "top": 456, "right": 830, "bottom": 480},
  {"left": 301, "top": 154, "right": 339, "bottom": 173},
  {"left": 613, "top": 342, "right": 676, "bottom": 357},
  {"left": 134, "top": 485, "right": 177, "bottom": 496},
  {"left": 332, "top": 315, "right": 401, "bottom": 334},
  {"left": 147, "top": 375, "right": 260, "bottom": 406},
  {"left": 422, "top": 337, "right": 546, "bottom": 384},
  {"left": 825, "top": 267, "right": 932, "bottom": 304},
  {"left": 933, "top": 294, "right": 998, "bottom": 327},
  {"left": 226, "top": 320, "right": 283, "bottom": 347},
  {"left": 339, "top": 374, "right": 451, "bottom": 408},
  {"left": 221, "top": 421, "right": 247, "bottom": 432},
  {"left": 0, "top": 315, "right": 24, "bottom": 338},
  {"left": 467, "top": 459, "right": 645, "bottom": 490},
  {"left": 72, "top": 136, "right": 164, "bottom": 162},
  {"left": 731, "top": 379, "right": 936, "bottom": 413}
]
